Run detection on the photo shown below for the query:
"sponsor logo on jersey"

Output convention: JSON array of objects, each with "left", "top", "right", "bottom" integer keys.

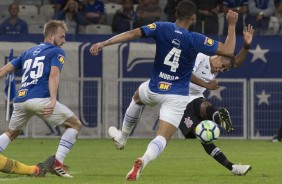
[
  {"left": 147, "top": 23, "right": 156, "bottom": 30},
  {"left": 204, "top": 37, "right": 214, "bottom": 46},
  {"left": 172, "top": 39, "right": 180, "bottom": 48},
  {"left": 33, "top": 48, "right": 41, "bottom": 56},
  {"left": 17, "top": 89, "right": 27, "bottom": 97},
  {"left": 58, "top": 54, "right": 65, "bottom": 65},
  {"left": 158, "top": 81, "right": 172, "bottom": 91}
]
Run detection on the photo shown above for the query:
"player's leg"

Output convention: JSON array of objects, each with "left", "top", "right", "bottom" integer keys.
[
  {"left": 126, "top": 94, "right": 188, "bottom": 181},
  {"left": 126, "top": 120, "right": 174, "bottom": 181},
  {"left": 40, "top": 99, "right": 82, "bottom": 178},
  {"left": 196, "top": 98, "right": 234, "bottom": 133},
  {"left": 0, "top": 102, "right": 31, "bottom": 153},
  {"left": 109, "top": 89, "right": 144, "bottom": 149},
  {"left": 109, "top": 81, "right": 146, "bottom": 149},
  {"left": 0, "top": 154, "right": 38, "bottom": 175},
  {"left": 53, "top": 115, "right": 81, "bottom": 178},
  {"left": 0, "top": 154, "right": 55, "bottom": 177},
  {"left": 201, "top": 143, "right": 251, "bottom": 175},
  {"left": 272, "top": 121, "right": 282, "bottom": 142}
]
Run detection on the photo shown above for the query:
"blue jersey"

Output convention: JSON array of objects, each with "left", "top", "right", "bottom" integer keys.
[
  {"left": 10, "top": 42, "right": 65, "bottom": 103},
  {"left": 141, "top": 22, "right": 218, "bottom": 95},
  {"left": 0, "top": 18, "right": 28, "bottom": 34}
]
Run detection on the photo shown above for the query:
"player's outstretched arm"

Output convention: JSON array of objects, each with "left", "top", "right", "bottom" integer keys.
[
  {"left": 232, "top": 24, "right": 254, "bottom": 68},
  {"left": 89, "top": 28, "right": 142, "bottom": 56},
  {"left": 191, "top": 74, "right": 219, "bottom": 90},
  {"left": 0, "top": 63, "right": 15, "bottom": 79},
  {"left": 216, "top": 10, "right": 238, "bottom": 57}
]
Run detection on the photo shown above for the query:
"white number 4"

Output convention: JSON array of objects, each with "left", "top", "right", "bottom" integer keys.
[{"left": 164, "top": 47, "right": 181, "bottom": 72}]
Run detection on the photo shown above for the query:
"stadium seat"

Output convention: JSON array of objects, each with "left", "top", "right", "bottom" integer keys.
[
  {"left": 39, "top": 4, "right": 54, "bottom": 20},
  {"left": 268, "top": 16, "right": 280, "bottom": 35},
  {"left": 0, "top": 13, "right": 9, "bottom": 24},
  {"left": 0, "top": 0, "right": 13, "bottom": 5},
  {"left": 22, "top": 14, "right": 46, "bottom": 25},
  {"left": 85, "top": 24, "right": 112, "bottom": 34},
  {"left": 105, "top": 3, "right": 122, "bottom": 14},
  {"left": 14, "top": 0, "right": 43, "bottom": 6},
  {"left": 105, "top": 3, "right": 122, "bottom": 25},
  {"left": 29, "top": 24, "right": 44, "bottom": 34},
  {"left": 0, "top": 5, "right": 9, "bottom": 24},
  {"left": 19, "top": 5, "right": 38, "bottom": 16}
]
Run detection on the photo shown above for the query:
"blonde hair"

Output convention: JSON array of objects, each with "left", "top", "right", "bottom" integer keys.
[{"left": 43, "top": 20, "right": 68, "bottom": 37}]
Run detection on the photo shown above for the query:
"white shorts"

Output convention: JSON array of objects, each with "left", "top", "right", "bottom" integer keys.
[
  {"left": 138, "top": 80, "right": 189, "bottom": 128},
  {"left": 9, "top": 98, "right": 74, "bottom": 131}
]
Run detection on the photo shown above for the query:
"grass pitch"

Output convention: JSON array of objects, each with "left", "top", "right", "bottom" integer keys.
[{"left": 0, "top": 138, "right": 281, "bottom": 184}]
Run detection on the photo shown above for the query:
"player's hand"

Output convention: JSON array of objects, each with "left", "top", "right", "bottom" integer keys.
[
  {"left": 206, "top": 80, "right": 219, "bottom": 90},
  {"left": 89, "top": 42, "right": 104, "bottom": 55},
  {"left": 226, "top": 10, "right": 238, "bottom": 25},
  {"left": 42, "top": 101, "right": 56, "bottom": 117},
  {"left": 243, "top": 24, "right": 254, "bottom": 46}
]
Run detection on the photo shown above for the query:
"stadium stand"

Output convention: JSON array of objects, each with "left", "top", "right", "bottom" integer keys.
[
  {"left": 84, "top": 24, "right": 112, "bottom": 34},
  {"left": 18, "top": 4, "right": 38, "bottom": 16}
]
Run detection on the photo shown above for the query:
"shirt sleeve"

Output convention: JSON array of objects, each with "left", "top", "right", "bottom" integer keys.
[
  {"left": 191, "top": 32, "right": 218, "bottom": 56},
  {"left": 10, "top": 53, "right": 24, "bottom": 70},
  {"left": 140, "top": 22, "right": 158, "bottom": 38},
  {"left": 193, "top": 53, "right": 206, "bottom": 72},
  {"left": 51, "top": 48, "right": 65, "bottom": 71}
]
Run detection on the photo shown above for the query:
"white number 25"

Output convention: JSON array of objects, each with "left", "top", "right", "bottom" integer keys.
[{"left": 22, "top": 56, "right": 45, "bottom": 83}]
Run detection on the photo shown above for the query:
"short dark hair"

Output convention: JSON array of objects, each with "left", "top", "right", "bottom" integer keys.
[{"left": 175, "top": 0, "right": 197, "bottom": 20}]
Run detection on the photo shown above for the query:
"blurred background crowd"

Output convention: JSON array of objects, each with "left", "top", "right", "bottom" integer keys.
[{"left": 0, "top": 0, "right": 282, "bottom": 36}]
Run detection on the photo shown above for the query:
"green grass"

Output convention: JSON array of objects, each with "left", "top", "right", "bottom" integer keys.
[{"left": 0, "top": 138, "right": 282, "bottom": 184}]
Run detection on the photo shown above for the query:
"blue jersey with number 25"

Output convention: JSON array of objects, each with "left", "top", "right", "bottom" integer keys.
[
  {"left": 141, "top": 22, "right": 218, "bottom": 95},
  {"left": 10, "top": 42, "right": 65, "bottom": 103}
]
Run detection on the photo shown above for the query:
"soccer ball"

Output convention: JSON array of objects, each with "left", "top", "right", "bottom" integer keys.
[{"left": 195, "top": 120, "right": 220, "bottom": 144}]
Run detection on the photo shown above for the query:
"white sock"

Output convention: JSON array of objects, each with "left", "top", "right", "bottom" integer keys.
[
  {"left": 0, "top": 133, "right": 11, "bottom": 153},
  {"left": 141, "top": 135, "right": 167, "bottom": 169},
  {"left": 55, "top": 128, "right": 78, "bottom": 163},
  {"left": 121, "top": 99, "right": 143, "bottom": 140}
]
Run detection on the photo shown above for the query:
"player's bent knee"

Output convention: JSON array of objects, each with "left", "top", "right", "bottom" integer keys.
[{"left": 62, "top": 116, "right": 82, "bottom": 131}]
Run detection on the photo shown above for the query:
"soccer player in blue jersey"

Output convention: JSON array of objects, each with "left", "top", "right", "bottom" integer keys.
[
  {"left": 0, "top": 20, "right": 82, "bottom": 178},
  {"left": 90, "top": 0, "right": 238, "bottom": 181}
]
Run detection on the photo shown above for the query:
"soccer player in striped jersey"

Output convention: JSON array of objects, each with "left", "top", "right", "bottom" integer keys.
[
  {"left": 179, "top": 24, "right": 254, "bottom": 176},
  {"left": 90, "top": 0, "right": 238, "bottom": 181},
  {"left": 0, "top": 20, "right": 82, "bottom": 178}
]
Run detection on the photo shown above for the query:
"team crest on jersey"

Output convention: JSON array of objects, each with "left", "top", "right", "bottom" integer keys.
[
  {"left": 57, "top": 54, "right": 65, "bottom": 65},
  {"left": 184, "top": 117, "right": 193, "bottom": 128},
  {"left": 204, "top": 37, "right": 214, "bottom": 46},
  {"left": 158, "top": 82, "right": 172, "bottom": 91},
  {"left": 147, "top": 23, "right": 156, "bottom": 30},
  {"left": 17, "top": 89, "right": 27, "bottom": 98},
  {"left": 33, "top": 48, "right": 41, "bottom": 56}
]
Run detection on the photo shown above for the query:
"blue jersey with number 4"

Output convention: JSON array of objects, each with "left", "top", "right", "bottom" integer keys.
[
  {"left": 10, "top": 42, "right": 65, "bottom": 103},
  {"left": 141, "top": 22, "right": 218, "bottom": 95}
]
